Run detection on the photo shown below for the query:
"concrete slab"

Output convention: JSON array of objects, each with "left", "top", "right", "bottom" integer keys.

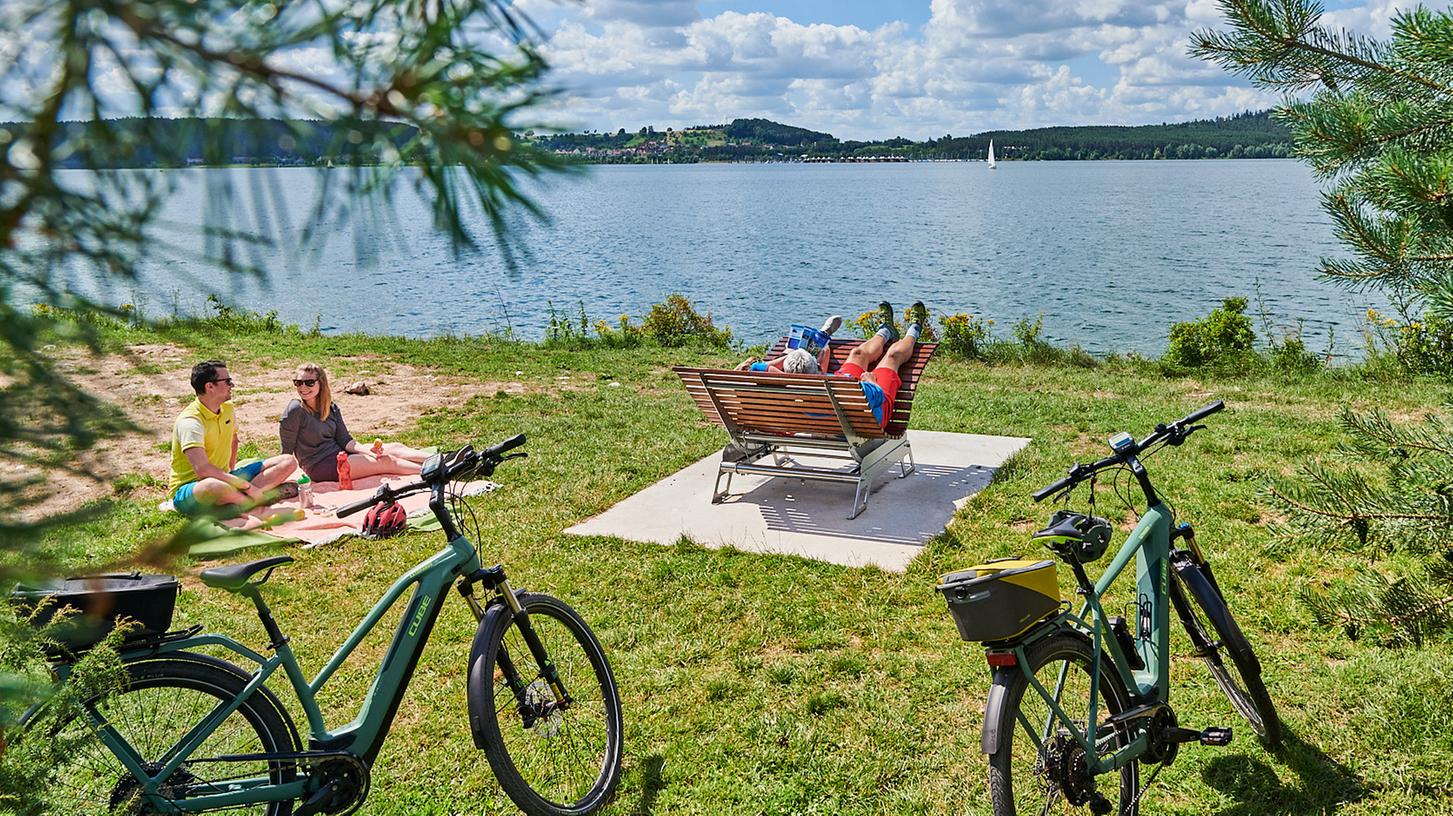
[{"left": 565, "top": 430, "right": 1030, "bottom": 571}]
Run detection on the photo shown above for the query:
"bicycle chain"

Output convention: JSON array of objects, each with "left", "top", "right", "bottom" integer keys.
[{"left": 1127, "top": 760, "right": 1163, "bottom": 813}]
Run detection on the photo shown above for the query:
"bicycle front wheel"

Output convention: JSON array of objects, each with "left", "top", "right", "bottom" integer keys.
[
  {"left": 25, "top": 655, "right": 298, "bottom": 815},
  {"left": 469, "top": 593, "right": 624, "bottom": 816},
  {"left": 1170, "top": 556, "right": 1282, "bottom": 747},
  {"left": 987, "top": 632, "right": 1140, "bottom": 816}
]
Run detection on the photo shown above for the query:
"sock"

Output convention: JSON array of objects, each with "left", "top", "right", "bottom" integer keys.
[
  {"left": 876, "top": 326, "right": 895, "bottom": 341},
  {"left": 907, "top": 323, "right": 923, "bottom": 340}
]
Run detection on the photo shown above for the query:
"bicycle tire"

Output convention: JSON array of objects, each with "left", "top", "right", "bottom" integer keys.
[
  {"left": 986, "top": 632, "right": 1140, "bottom": 816},
  {"left": 1170, "top": 557, "right": 1282, "bottom": 747},
  {"left": 26, "top": 654, "right": 299, "bottom": 815},
  {"left": 469, "top": 593, "right": 624, "bottom": 816}
]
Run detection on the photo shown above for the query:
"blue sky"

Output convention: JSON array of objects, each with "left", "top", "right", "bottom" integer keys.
[{"left": 512, "top": 0, "right": 1443, "bottom": 140}]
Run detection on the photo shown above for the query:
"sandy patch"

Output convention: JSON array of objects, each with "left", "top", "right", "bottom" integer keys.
[{"left": 29, "top": 345, "right": 510, "bottom": 519}]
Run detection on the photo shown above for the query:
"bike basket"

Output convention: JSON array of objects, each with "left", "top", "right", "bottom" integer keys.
[
  {"left": 10, "top": 573, "right": 179, "bottom": 652},
  {"left": 937, "top": 559, "right": 1061, "bottom": 643}
]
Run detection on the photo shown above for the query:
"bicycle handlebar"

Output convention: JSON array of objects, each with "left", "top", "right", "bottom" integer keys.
[
  {"left": 1031, "top": 401, "right": 1224, "bottom": 503},
  {"left": 334, "top": 434, "right": 528, "bottom": 518}
]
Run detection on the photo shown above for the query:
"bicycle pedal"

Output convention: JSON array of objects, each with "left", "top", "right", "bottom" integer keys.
[
  {"left": 1088, "top": 793, "right": 1113, "bottom": 815},
  {"left": 1199, "top": 726, "right": 1233, "bottom": 746}
]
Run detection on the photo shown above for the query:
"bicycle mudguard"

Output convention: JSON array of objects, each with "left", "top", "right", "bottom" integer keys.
[
  {"left": 1169, "top": 554, "right": 1262, "bottom": 674},
  {"left": 466, "top": 599, "right": 515, "bottom": 750},
  {"left": 980, "top": 627, "right": 1093, "bottom": 755}
]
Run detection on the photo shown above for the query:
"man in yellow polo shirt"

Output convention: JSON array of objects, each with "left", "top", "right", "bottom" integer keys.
[{"left": 169, "top": 360, "right": 298, "bottom": 517}]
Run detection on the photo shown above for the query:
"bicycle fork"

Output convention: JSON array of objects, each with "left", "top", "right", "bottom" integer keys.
[{"left": 458, "top": 566, "right": 575, "bottom": 724}]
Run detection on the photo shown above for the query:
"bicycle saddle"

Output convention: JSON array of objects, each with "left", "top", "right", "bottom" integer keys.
[
  {"left": 1033, "top": 510, "right": 1112, "bottom": 563},
  {"left": 200, "top": 556, "right": 294, "bottom": 591}
]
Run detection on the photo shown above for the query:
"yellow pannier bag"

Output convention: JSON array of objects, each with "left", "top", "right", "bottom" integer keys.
[{"left": 937, "top": 558, "right": 1062, "bottom": 643}]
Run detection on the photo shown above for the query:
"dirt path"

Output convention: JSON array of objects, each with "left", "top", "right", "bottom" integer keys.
[{"left": 37, "top": 344, "right": 505, "bottom": 519}]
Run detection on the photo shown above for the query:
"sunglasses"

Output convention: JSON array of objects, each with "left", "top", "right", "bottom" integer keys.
[
  {"left": 293, "top": 378, "right": 318, "bottom": 387},
  {"left": 210, "top": 377, "right": 234, "bottom": 386}
]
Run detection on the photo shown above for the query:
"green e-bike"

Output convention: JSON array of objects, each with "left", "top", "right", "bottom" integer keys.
[
  {"left": 30, "top": 436, "right": 623, "bottom": 816},
  {"left": 940, "top": 402, "right": 1280, "bottom": 815}
]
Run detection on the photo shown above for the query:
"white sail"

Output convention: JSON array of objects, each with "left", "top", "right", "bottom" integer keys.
[{"left": 987, "top": 140, "right": 996, "bottom": 169}]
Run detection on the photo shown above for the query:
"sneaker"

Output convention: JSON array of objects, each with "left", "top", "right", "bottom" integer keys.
[
  {"left": 820, "top": 314, "right": 843, "bottom": 336},
  {"left": 909, "top": 301, "right": 928, "bottom": 332},
  {"left": 876, "top": 302, "right": 898, "bottom": 342},
  {"left": 264, "top": 481, "right": 300, "bottom": 505}
]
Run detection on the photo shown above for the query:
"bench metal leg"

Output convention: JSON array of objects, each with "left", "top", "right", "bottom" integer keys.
[
  {"left": 899, "top": 443, "right": 915, "bottom": 478},
  {"left": 713, "top": 468, "right": 733, "bottom": 503},
  {"left": 849, "top": 476, "right": 869, "bottom": 519}
]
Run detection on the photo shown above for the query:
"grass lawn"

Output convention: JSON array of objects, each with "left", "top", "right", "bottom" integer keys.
[{"left": 36, "top": 319, "right": 1453, "bottom": 815}]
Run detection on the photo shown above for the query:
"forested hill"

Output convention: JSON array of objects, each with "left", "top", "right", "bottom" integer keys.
[
  {"left": 536, "top": 111, "right": 1290, "bottom": 162},
  {"left": 11, "top": 111, "right": 1290, "bottom": 167},
  {"left": 956, "top": 111, "right": 1291, "bottom": 160}
]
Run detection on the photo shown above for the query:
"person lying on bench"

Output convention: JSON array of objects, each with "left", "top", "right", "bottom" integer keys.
[
  {"left": 736, "top": 301, "right": 928, "bottom": 428},
  {"left": 280, "top": 362, "right": 432, "bottom": 483},
  {"left": 169, "top": 360, "right": 299, "bottom": 520}
]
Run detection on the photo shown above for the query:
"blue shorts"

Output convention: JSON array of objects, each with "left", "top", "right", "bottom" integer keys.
[{"left": 172, "top": 460, "right": 264, "bottom": 517}]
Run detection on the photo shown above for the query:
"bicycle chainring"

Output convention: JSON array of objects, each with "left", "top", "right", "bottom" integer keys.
[
  {"left": 309, "top": 755, "right": 371, "bottom": 815},
  {"left": 1144, "top": 706, "right": 1181, "bottom": 766}
]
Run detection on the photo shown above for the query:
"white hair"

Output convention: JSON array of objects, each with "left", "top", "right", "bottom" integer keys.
[{"left": 783, "top": 347, "right": 821, "bottom": 374}]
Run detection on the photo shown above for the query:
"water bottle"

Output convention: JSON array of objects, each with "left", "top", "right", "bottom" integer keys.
[
  {"left": 298, "top": 474, "right": 313, "bottom": 509},
  {"left": 337, "top": 451, "right": 353, "bottom": 490}
]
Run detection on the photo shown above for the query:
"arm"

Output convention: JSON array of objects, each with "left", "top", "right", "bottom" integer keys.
[
  {"left": 229, "top": 427, "right": 239, "bottom": 470},
  {"left": 816, "top": 343, "right": 832, "bottom": 373},
  {"left": 332, "top": 406, "right": 357, "bottom": 454},
  {"left": 184, "top": 447, "right": 247, "bottom": 489},
  {"left": 278, "top": 401, "right": 303, "bottom": 455},
  {"left": 735, "top": 355, "right": 787, "bottom": 371}
]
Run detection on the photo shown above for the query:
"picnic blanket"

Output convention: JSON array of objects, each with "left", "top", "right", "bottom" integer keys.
[{"left": 163, "top": 474, "right": 500, "bottom": 554}]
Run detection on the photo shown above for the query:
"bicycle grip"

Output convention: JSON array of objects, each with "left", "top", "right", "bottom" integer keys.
[
  {"left": 484, "top": 433, "right": 526, "bottom": 458},
  {"left": 336, "top": 490, "right": 382, "bottom": 518},
  {"left": 1181, "top": 400, "right": 1225, "bottom": 425},
  {"left": 1032, "top": 476, "right": 1073, "bottom": 502}
]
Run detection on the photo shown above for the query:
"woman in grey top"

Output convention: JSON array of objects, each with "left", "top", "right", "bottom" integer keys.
[{"left": 279, "top": 363, "right": 430, "bottom": 483}]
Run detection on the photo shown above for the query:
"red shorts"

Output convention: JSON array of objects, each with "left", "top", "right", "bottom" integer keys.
[{"left": 837, "top": 362, "right": 901, "bottom": 428}]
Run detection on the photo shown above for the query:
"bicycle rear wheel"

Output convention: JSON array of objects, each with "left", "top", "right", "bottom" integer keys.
[
  {"left": 1170, "top": 556, "right": 1282, "bottom": 747},
  {"left": 469, "top": 593, "right": 623, "bottom": 816},
  {"left": 25, "top": 655, "right": 298, "bottom": 815},
  {"left": 986, "top": 632, "right": 1140, "bottom": 816}
]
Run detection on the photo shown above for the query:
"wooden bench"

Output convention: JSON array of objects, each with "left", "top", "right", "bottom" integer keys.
[{"left": 673, "top": 338, "right": 936, "bottom": 518}]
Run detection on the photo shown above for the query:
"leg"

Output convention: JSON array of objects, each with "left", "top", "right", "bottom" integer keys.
[
  {"left": 347, "top": 452, "right": 423, "bottom": 478},
  {"left": 380, "top": 442, "right": 430, "bottom": 464},
  {"left": 184, "top": 477, "right": 250, "bottom": 511},
  {"left": 875, "top": 335, "right": 917, "bottom": 374},
  {"left": 845, "top": 333, "right": 888, "bottom": 370},
  {"left": 248, "top": 454, "right": 297, "bottom": 490}
]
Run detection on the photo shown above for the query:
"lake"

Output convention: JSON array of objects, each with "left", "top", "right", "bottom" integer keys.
[{"left": 93, "top": 160, "right": 1376, "bottom": 354}]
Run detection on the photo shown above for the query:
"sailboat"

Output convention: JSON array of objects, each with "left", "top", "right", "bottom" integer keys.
[{"left": 987, "top": 139, "right": 996, "bottom": 169}]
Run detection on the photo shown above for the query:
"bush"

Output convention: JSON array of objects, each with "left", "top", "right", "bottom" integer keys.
[
  {"left": 1269, "top": 323, "right": 1324, "bottom": 374},
  {"left": 1164, "top": 297, "right": 1257, "bottom": 369},
  {"left": 640, "top": 294, "right": 732, "bottom": 348},
  {"left": 1364, "top": 309, "right": 1453, "bottom": 377},
  {"left": 938, "top": 313, "right": 993, "bottom": 360}
]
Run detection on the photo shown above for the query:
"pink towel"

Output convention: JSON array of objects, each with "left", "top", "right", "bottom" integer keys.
[{"left": 218, "top": 475, "right": 499, "bottom": 548}]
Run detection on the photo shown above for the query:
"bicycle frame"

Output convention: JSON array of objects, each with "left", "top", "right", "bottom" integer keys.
[
  {"left": 997, "top": 499, "right": 1176, "bottom": 777},
  {"left": 54, "top": 532, "right": 484, "bottom": 812}
]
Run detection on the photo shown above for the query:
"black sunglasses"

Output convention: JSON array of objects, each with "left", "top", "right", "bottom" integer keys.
[
  {"left": 293, "top": 378, "right": 318, "bottom": 387},
  {"left": 210, "top": 377, "right": 234, "bottom": 386}
]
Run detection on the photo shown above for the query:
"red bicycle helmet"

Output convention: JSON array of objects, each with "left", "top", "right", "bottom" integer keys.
[{"left": 362, "top": 500, "right": 408, "bottom": 539}]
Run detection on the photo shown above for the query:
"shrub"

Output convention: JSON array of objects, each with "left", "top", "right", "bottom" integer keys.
[
  {"left": 1269, "top": 323, "right": 1324, "bottom": 374},
  {"left": 640, "top": 294, "right": 732, "bottom": 348},
  {"left": 1164, "top": 296, "right": 1256, "bottom": 369},
  {"left": 938, "top": 313, "right": 993, "bottom": 360},
  {"left": 1364, "top": 309, "right": 1453, "bottom": 377}
]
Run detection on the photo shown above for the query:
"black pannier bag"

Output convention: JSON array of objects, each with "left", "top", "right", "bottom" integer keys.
[
  {"left": 937, "top": 559, "right": 1062, "bottom": 643},
  {"left": 10, "top": 573, "right": 180, "bottom": 652}
]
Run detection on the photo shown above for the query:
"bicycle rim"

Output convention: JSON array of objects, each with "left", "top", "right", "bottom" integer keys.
[
  {"left": 1172, "top": 566, "right": 1282, "bottom": 746},
  {"left": 988, "top": 634, "right": 1139, "bottom": 816},
  {"left": 479, "top": 594, "right": 623, "bottom": 816},
  {"left": 31, "top": 657, "right": 296, "bottom": 815}
]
